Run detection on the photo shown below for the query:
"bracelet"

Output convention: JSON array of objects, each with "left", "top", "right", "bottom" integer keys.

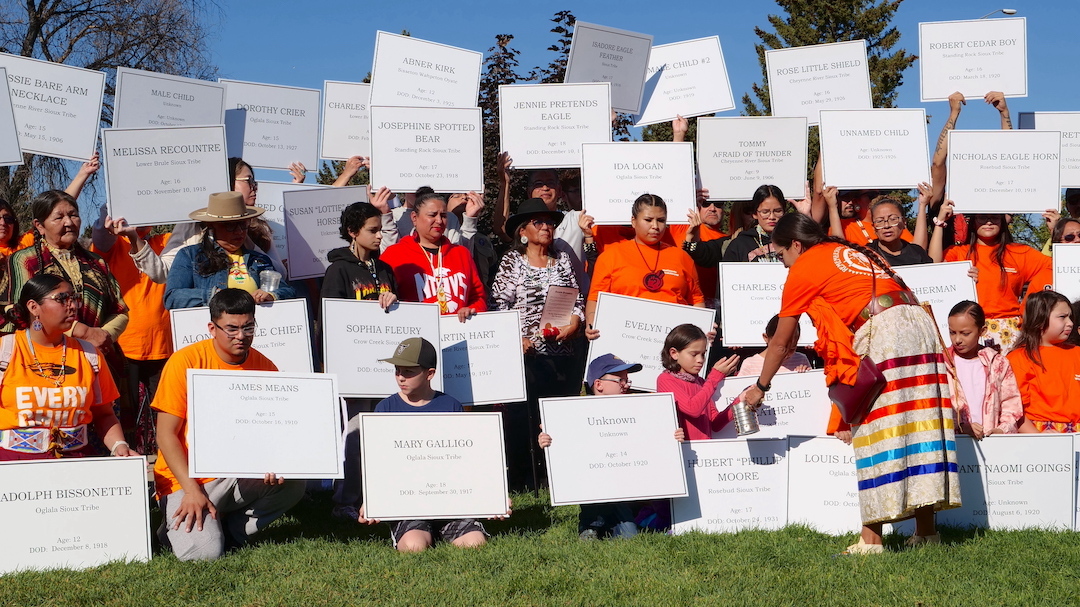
[
  {"left": 932, "top": 217, "right": 947, "bottom": 228},
  {"left": 110, "top": 440, "right": 129, "bottom": 455},
  {"left": 682, "top": 241, "right": 697, "bottom": 252},
  {"left": 755, "top": 380, "right": 771, "bottom": 393}
]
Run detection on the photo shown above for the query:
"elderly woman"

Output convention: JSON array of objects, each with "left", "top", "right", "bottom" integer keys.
[
  {"left": 0, "top": 274, "right": 132, "bottom": 459},
  {"left": 862, "top": 184, "right": 932, "bottom": 267},
  {"left": 489, "top": 198, "right": 584, "bottom": 490},
  {"left": 164, "top": 192, "right": 295, "bottom": 310},
  {"left": 0, "top": 191, "right": 127, "bottom": 357}
]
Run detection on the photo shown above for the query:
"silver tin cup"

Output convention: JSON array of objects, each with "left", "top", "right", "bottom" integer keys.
[
  {"left": 259, "top": 270, "right": 282, "bottom": 294},
  {"left": 732, "top": 398, "right": 760, "bottom": 437}
]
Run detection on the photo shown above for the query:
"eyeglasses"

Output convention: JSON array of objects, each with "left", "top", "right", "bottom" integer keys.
[
  {"left": 217, "top": 220, "right": 250, "bottom": 234},
  {"left": 872, "top": 216, "right": 903, "bottom": 228},
  {"left": 698, "top": 201, "right": 721, "bottom": 209},
  {"left": 213, "top": 321, "right": 257, "bottom": 337},
  {"left": 756, "top": 208, "right": 785, "bottom": 217},
  {"left": 42, "top": 292, "right": 82, "bottom": 308},
  {"left": 529, "top": 217, "right": 557, "bottom": 227},
  {"left": 0, "top": 215, "right": 15, "bottom": 225},
  {"left": 234, "top": 176, "right": 259, "bottom": 190},
  {"left": 1063, "top": 233, "right": 1079, "bottom": 243},
  {"left": 597, "top": 376, "right": 631, "bottom": 387}
]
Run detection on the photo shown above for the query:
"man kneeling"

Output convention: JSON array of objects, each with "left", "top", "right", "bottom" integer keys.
[{"left": 153, "top": 289, "right": 305, "bottom": 561}]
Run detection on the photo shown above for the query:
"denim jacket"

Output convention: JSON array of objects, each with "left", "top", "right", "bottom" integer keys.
[{"left": 164, "top": 244, "right": 295, "bottom": 309}]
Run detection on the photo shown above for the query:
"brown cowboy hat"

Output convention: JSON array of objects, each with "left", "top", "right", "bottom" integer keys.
[{"left": 188, "top": 192, "right": 265, "bottom": 222}]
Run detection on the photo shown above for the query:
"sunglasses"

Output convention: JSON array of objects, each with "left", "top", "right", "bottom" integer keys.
[
  {"left": 1064, "top": 233, "right": 1079, "bottom": 243},
  {"left": 698, "top": 201, "right": 722, "bottom": 209},
  {"left": 529, "top": 217, "right": 557, "bottom": 227},
  {"left": 0, "top": 215, "right": 14, "bottom": 225}
]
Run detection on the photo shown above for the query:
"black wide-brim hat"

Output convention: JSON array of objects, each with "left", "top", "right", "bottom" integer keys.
[{"left": 505, "top": 198, "right": 564, "bottom": 237}]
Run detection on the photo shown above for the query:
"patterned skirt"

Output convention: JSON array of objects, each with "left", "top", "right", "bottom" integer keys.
[{"left": 851, "top": 304, "right": 962, "bottom": 525}]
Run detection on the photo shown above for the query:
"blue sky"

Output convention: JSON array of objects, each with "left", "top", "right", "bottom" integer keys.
[{"left": 208, "top": 0, "right": 1077, "bottom": 182}]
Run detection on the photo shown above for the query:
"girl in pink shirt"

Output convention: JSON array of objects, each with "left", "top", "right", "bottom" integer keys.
[{"left": 656, "top": 324, "right": 739, "bottom": 440}]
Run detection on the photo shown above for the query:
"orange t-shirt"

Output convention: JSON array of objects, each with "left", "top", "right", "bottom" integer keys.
[
  {"left": 588, "top": 239, "right": 704, "bottom": 306},
  {"left": 1006, "top": 345, "right": 1080, "bottom": 424},
  {"left": 593, "top": 225, "right": 677, "bottom": 254},
  {"left": 944, "top": 243, "right": 1052, "bottom": 318},
  {"left": 0, "top": 231, "right": 37, "bottom": 257},
  {"left": 92, "top": 234, "right": 173, "bottom": 361},
  {"left": 0, "top": 332, "right": 120, "bottom": 430},
  {"left": 669, "top": 224, "right": 727, "bottom": 301},
  {"left": 779, "top": 242, "right": 903, "bottom": 327},
  {"left": 151, "top": 339, "right": 278, "bottom": 497},
  {"left": 841, "top": 219, "right": 912, "bottom": 246}
]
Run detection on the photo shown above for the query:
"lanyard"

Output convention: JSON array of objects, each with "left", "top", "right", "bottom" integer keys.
[{"left": 423, "top": 243, "right": 448, "bottom": 313}]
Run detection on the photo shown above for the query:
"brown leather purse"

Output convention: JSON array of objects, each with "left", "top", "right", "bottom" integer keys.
[{"left": 828, "top": 264, "right": 887, "bottom": 425}]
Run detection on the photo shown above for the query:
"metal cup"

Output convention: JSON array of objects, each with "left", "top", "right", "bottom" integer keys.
[
  {"left": 259, "top": 270, "right": 282, "bottom": 294},
  {"left": 732, "top": 397, "right": 760, "bottom": 437}
]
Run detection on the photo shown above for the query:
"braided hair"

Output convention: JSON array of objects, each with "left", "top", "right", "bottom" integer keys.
[{"left": 771, "top": 212, "right": 910, "bottom": 292}]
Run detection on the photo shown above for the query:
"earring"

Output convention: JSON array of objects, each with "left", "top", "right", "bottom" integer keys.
[
  {"left": 31, "top": 317, "right": 42, "bottom": 331},
  {"left": 520, "top": 235, "right": 528, "bottom": 244}
]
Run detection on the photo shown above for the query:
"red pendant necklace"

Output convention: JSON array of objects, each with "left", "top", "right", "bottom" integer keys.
[{"left": 635, "top": 240, "right": 665, "bottom": 292}]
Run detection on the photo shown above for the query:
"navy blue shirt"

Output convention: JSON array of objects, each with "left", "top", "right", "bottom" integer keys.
[{"left": 375, "top": 391, "right": 463, "bottom": 413}]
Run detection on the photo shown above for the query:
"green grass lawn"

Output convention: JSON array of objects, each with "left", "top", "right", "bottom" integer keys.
[{"left": 3, "top": 489, "right": 1079, "bottom": 606}]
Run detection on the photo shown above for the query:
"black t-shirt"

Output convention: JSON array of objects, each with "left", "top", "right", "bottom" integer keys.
[{"left": 867, "top": 239, "right": 932, "bottom": 267}]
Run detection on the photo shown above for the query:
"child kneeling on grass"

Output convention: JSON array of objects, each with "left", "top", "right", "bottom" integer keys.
[
  {"left": 538, "top": 354, "right": 684, "bottom": 539},
  {"left": 357, "top": 337, "right": 510, "bottom": 552}
]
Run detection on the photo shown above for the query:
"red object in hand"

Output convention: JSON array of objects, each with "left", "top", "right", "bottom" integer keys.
[{"left": 541, "top": 327, "right": 559, "bottom": 339}]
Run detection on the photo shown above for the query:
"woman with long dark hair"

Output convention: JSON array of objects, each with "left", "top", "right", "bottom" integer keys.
[
  {"left": 929, "top": 203, "right": 1051, "bottom": 351},
  {"left": 741, "top": 212, "right": 960, "bottom": 554},
  {"left": 721, "top": 185, "right": 787, "bottom": 263}
]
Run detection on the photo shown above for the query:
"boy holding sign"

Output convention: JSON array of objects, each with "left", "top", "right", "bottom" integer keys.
[
  {"left": 358, "top": 337, "right": 509, "bottom": 552},
  {"left": 153, "top": 289, "right": 305, "bottom": 561}
]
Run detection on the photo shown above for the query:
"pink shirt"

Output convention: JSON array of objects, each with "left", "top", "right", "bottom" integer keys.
[
  {"left": 656, "top": 369, "right": 732, "bottom": 440},
  {"left": 736, "top": 352, "right": 812, "bottom": 377}
]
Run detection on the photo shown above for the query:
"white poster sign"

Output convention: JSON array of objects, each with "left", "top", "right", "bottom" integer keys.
[
  {"left": 918, "top": 18, "right": 1027, "bottom": 102},
  {"left": 359, "top": 412, "right": 508, "bottom": 520},
  {"left": 539, "top": 393, "right": 687, "bottom": 506},
  {"left": 671, "top": 438, "right": 788, "bottom": 534},
  {"left": 764, "top": 40, "right": 872, "bottom": 125},
  {"left": 564, "top": 21, "right": 653, "bottom": 114},
  {"left": 635, "top": 36, "right": 735, "bottom": 127},
  {"left": 169, "top": 299, "right": 313, "bottom": 373},
  {"left": 580, "top": 142, "right": 695, "bottom": 225},
  {"left": 101, "top": 126, "right": 229, "bottom": 226},
  {"left": 819, "top": 109, "right": 931, "bottom": 189},
  {"left": 717, "top": 263, "right": 817, "bottom": 347},
  {"left": 282, "top": 185, "right": 369, "bottom": 280},
  {"left": 894, "top": 261, "right": 976, "bottom": 344},
  {"left": 937, "top": 435, "right": 1074, "bottom": 530},
  {"left": 113, "top": 67, "right": 226, "bottom": 128},
  {"left": 322, "top": 299, "right": 443, "bottom": 398},
  {"left": 440, "top": 311, "right": 526, "bottom": 406},
  {"left": 947, "top": 130, "right": 1061, "bottom": 214},
  {"left": 252, "top": 181, "right": 328, "bottom": 262},
  {"left": 1019, "top": 112, "right": 1080, "bottom": 188},
  {"left": 320, "top": 81, "right": 371, "bottom": 160},
  {"left": 369, "top": 31, "right": 482, "bottom": 109},
  {"left": 586, "top": 292, "right": 715, "bottom": 393},
  {"left": 369, "top": 106, "right": 483, "bottom": 192},
  {"left": 498, "top": 83, "right": 611, "bottom": 169},
  {"left": 187, "top": 370, "right": 343, "bottom": 479},
  {"left": 221, "top": 79, "right": 320, "bottom": 170},
  {"left": 0, "top": 53, "right": 105, "bottom": 161},
  {"left": 712, "top": 370, "right": 832, "bottom": 440},
  {"left": 785, "top": 436, "right": 862, "bottom": 535},
  {"left": 0, "top": 457, "right": 150, "bottom": 574},
  {"left": 696, "top": 116, "right": 808, "bottom": 201},
  {"left": 1053, "top": 243, "right": 1080, "bottom": 303}
]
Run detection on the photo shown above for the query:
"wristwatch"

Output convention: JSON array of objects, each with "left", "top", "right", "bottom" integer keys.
[{"left": 755, "top": 380, "right": 771, "bottom": 393}]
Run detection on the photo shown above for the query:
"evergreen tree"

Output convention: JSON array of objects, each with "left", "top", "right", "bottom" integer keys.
[
  {"left": 478, "top": 34, "right": 525, "bottom": 234},
  {"left": 742, "top": 0, "right": 915, "bottom": 116}
]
